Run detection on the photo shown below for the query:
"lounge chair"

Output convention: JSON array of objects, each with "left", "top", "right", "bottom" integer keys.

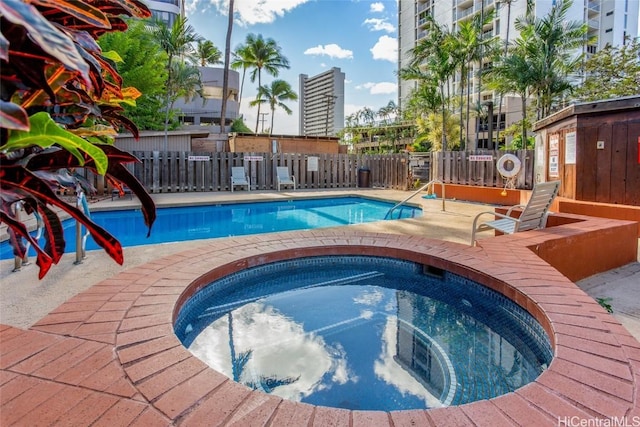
[
  {"left": 470, "top": 180, "right": 560, "bottom": 246},
  {"left": 230, "top": 167, "right": 250, "bottom": 192},
  {"left": 276, "top": 166, "right": 296, "bottom": 191}
]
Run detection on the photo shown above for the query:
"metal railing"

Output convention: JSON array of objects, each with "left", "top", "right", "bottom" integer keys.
[
  {"left": 11, "top": 201, "right": 44, "bottom": 272},
  {"left": 385, "top": 179, "right": 445, "bottom": 219},
  {"left": 74, "top": 188, "right": 91, "bottom": 265}
]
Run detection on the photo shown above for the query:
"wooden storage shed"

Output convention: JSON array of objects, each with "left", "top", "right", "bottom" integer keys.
[{"left": 533, "top": 96, "right": 640, "bottom": 206}]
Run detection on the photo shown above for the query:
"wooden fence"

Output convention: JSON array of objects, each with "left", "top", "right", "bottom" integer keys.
[
  {"left": 85, "top": 150, "right": 535, "bottom": 195},
  {"left": 410, "top": 150, "right": 535, "bottom": 190},
  {"left": 119, "top": 152, "right": 410, "bottom": 193}
]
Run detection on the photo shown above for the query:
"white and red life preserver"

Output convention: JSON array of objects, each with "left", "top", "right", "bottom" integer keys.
[{"left": 496, "top": 154, "right": 522, "bottom": 178}]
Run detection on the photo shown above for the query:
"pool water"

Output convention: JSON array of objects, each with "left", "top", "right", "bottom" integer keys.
[
  {"left": 175, "top": 256, "right": 552, "bottom": 411},
  {"left": 0, "top": 197, "right": 420, "bottom": 260}
]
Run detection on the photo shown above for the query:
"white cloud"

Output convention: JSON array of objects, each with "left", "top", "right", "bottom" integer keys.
[
  {"left": 189, "top": 302, "right": 351, "bottom": 403},
  {"left": 345, "top": 103, "right": 364, "bottom": 117},
  {"left": 240, "top": 97, "right": 300, "bottom": 135},
  {"left": 370, "top": 2, "right": 385, "bottom": 13},
  {"left": 191, "top": 0, "right": 310, "bottom": 26},
  {"left": 356, "top": 82, "right": 397, "bottom": 95},
  {"left": 363, "top": 18, "right": 395, "bottom": 33},
  {"left": 370, "top": 35, "right": 397, "bottom": 62},
  {"left": 304, "top": 44, "right": 353, "bottom": 59}
]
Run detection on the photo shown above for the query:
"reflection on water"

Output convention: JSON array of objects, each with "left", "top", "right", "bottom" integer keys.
[{"left": 176, "top": 257, "right": 552, "bottom": 411}]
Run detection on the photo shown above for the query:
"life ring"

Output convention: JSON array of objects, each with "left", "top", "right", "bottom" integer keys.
[{"left": 497, "top": 154, "right": 521, "bottom": 178}]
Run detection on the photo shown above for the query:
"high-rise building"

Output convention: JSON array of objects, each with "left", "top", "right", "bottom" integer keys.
[
  {"left": 398, "top": 0, "right": 639, "bottom": 148},
  {"left": 144, "top": 0, "right": 183, "bottom": 26},
  {"left": 299, "top": 68, "right": 345, "bottom": 137}
]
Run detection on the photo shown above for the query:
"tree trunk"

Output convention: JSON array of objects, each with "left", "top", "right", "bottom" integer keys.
[
  {"left": 219, "top": 0, "right": 234, "bottom": 135},
  {"left": 521, "top": 96, "right": 527, "bottom": 146},
  {"left": 255, "top": 72, "right": 262, "bottom": 133},
  {"left": 163, "top": 54, "right": 173, "bottom": 153},
  {"left": 495, "top": 1, "right": 513, "bottom": 150},
  {"left": 459, "top": 65, "right": 465, "bottom": 150},
  {"left": 270, "top": 107, "right": 275, "bottom": 135},
  {"left": 440, "top": 84, "right": 447, "bottom": 151}
]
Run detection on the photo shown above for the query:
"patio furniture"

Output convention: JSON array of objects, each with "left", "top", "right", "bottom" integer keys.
[
  {"left": 230, "top": 167, "right": 250, "bottom": 192},
  {"left": 470, "top": 180, "right": 560, "bottom": 246},
  {"left": 276, "top": 166, "right": 296, "bottom": 191}
]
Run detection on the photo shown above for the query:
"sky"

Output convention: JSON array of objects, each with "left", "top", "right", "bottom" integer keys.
[{"left": 183, "top": 0, "right": 399, "bottom": 135}]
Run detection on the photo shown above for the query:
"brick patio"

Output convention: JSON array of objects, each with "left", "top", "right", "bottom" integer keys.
[{"left": 1, "top": 212, "right": 639, "bottom": 426}]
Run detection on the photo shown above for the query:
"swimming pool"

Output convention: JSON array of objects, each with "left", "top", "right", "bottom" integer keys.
[
  {"left": 174, "top": 255, "right": 552, "bottom": 411},
  {"left": 0, "top": 197, "right": 421, "bottom": 260}
]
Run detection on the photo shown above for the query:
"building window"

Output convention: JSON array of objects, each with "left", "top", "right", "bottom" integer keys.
[
  {"left": 606, "top": 11, "right": 613, "bottom": 16},
  {"left": 605, "top": 28, "right": 612, "bottom": 33}
]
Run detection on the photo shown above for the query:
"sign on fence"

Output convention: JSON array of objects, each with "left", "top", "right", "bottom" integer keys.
[
  {"left": 127, "top": 151, "right": 410, "bottom": 193},
  {"left": 468, "top": 155, "right": 493, "bottom": 162},
  {"left": 307, "top": 156, "right": 318, "bottom": 172}
]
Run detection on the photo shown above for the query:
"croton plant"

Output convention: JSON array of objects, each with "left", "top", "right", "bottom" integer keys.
[{"left": 0, "top": 0, "right": 157, "bottom": 278}]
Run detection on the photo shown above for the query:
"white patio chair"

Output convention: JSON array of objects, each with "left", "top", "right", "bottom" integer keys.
[
  {"left": 276, "top": 166, "right": 296, "bottom": 191},
  {"left": 230, "top": 167, "right": 250, "bottom": 192},
  {"left": 471, "top": 180, "right": 560, "bottom": 246}
]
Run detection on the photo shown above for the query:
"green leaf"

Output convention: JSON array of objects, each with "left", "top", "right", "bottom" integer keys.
[
  {"left": 102, "top": 50, "right": 123, "bottom": 63},
  {"left": 4, "top": 112, "right": 108, "bottom": 175}
]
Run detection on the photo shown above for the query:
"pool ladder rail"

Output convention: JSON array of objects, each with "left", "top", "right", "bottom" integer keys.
[
  {"left": 384, "top": 179, "right": 445, "bottom": 220},
  {"left": 11, "top": 187, "right": 92, "bottom": 271}
]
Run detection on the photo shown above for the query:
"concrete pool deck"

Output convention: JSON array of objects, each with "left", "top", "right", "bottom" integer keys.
[{"left": 1, "top": 189, "right": 639, "bottom": 426}]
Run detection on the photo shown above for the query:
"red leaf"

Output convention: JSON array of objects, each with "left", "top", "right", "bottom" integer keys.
[
  {"left": 0, "top": 211, "right": 54, "bottom": 278},
  {"left": 1, "top": 165, "right": 124, "bottom": 264},
  {"left": 0, "top": 100, "right": 30, "bottom": 131}
]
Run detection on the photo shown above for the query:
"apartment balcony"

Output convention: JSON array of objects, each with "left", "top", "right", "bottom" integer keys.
[
  {"left": 588, "top": 18, "right": 599, "bottom": 30},
  {"left": 455, "top": 6, "right": 474, "bottom": 21},
  {"left": 417, "top": 1, "right": 431, "bottom": 13},
  {"left": 455, "top": 0, "right": 495, "bottom": 22},
  {"left": 587, "top": 1, "right": 600, "bottom": 16},
  {"left": 456, "top": 0, "right": 473, "bottom": 8}
]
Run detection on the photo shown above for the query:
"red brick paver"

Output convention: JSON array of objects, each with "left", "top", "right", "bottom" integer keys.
[{"left": 1, "top": 216, "right": 639, "bottom": 426}]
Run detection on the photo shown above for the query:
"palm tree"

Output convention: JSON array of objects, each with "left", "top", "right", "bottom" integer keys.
[
  {"left": 152, "top": 16, "right": 201, "bottom": 151},
  {"left": 250, "top": 80, "right": 297, "bottom": 135},
  {"left": 484, "top": 40, "right": 535, "bottom": 146},
  {"left": 220, "top": 0, "right": 234, "bottom": 134},
  {"left": 415, "top": 110, "right": 461, "bottom": 152},
  {"left": 515, "top": 0, "right": 588, "bottom": 119},
  {"left": 231, "top": 44, "right": 253, "bottom": 112},
  {"left": 167, "top": 60, "right": 202, "bottom": 109},
  {"left": 495, "top": 0, "right": 517, "bottom": 148},
  {"left": 404, "top": 17, "right": 456, "bottom": 150},
  {"left": 377, "top": 100, "right": 397, "bottom": 125},
  {"left": 190, "top": 40, "right": 222, "bottom": 66},
  {"left": 237, "top": 34, "right": 290, "bottom": 133},
  {"left": 402, "top": 79, "right": 443, "bottom": 122},
  {"left": 448, "top": 9, "right": 496, "bottom": 150}
]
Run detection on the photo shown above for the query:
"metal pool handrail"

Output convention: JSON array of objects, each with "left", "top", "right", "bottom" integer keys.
[
  {"left": 384, "top": 179, "right": 445, "bottom": 219},
  {"left": 11, "top": 201, "right": 44, "bottom": 272}
]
